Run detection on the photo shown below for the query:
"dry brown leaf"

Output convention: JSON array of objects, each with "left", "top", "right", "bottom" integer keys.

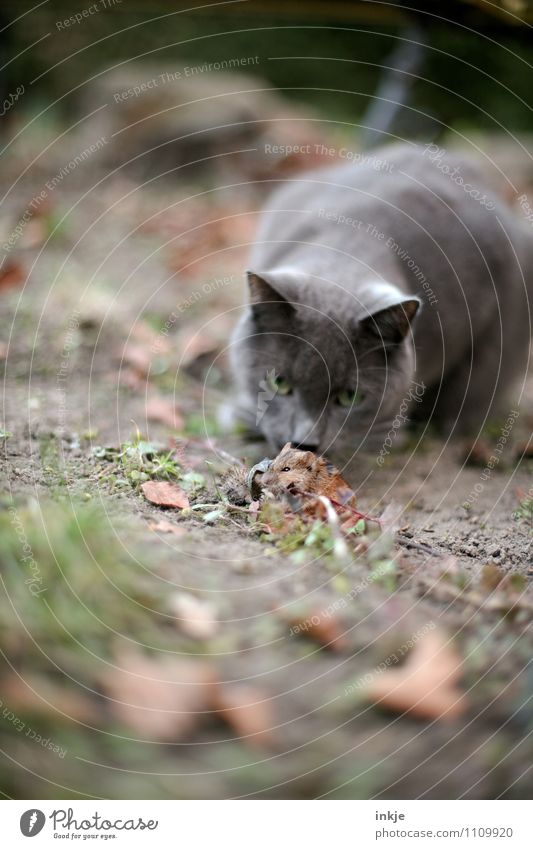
[
  {"left": 121, "top": 344, "right": 152, "bottom": 378},
  {"left": 2, "top": 672, "right": 97, "bottom": 724},
  {"left": 131, "top": 322, "right": 172, "bottom": 354},
  {"left": 170, "top": 593, "right": 218, "bottom": 640},
  {"left": 119, "top": 367, "right": 145, "bottom": 392},
  {"left": 102, "top": 649, "right": 216, "bottom": 740},
  {"left": 288, "top": 609, "right": 349, "bottom": 652},
  {"left": 481, "top": 563, "right": 505, "bottom": 591},
  {"left": 364, "top": 630, "right": 467, "bottom": 721},
  {"left": 141, "top": 481, "right": 189, "bottom": 509},
  {"left": 213, "top": 684, "right": 273, "bottom": 747},
  {"left": 147, "top": 519, "right": 186, "bottom": 536},
  {"left": 0, "top": 261, "right": 25, "bottom": 292},
  {"left": 177, "top": 332, "right": 221, "bottom": 369},
  {"left": 514, "top": 437, "right": 533, "bottom": 460},
  {"left": 463, "top": 437, "right": 493, "bottom": 467},
  {"left": 145, "top": 396, "right": 184, "bottom": 431},
  {"left": 20, "top": 218, "right": 47, "bottom": 249}
]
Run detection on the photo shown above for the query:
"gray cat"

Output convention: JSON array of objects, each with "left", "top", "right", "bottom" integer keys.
[{"left": 229, "top": 143, "right": 533, "bottom": 456}]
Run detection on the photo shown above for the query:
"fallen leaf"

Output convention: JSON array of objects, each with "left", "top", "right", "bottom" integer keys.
[
  {"left": 2, "top": 671, "right": 97, "bottom": 724},
  {"left": 169, "top": 593, "right": 218, "bottom": 640},
  {"left": 131, "top": 320, "right": 170, "bottom": 352},
  {"left": 177, "top": 330, "right": 221, "bottom": 368},
  {"left": 141, "top": 481, "right": 189, "bottom": 509},
  {"left": 0, "top": 261, "right": 25, "bottom": 292},
  {"left": 480, "top": 563, "right": 505, "bottom": 591},
  {"left": 514, "top": 437, "right": 533, "bottom": 460},
  {"left": 463, "top": 438, "right": 492, "bottom": 467},
  {"left": 102, "top": 649, "right": 216, "bottom": 740},
  {"left": 363, "top": 630, "right": 467, "bottom": 721},
  {"left": 213, "top": 684, "right": 273, "bottom": 746},
  {"left": 147, "top": 519, "right": 186, "bottom": 536},
  {"left": 146, "top": 396, "right": 184, "bottom": 431},
  {"left": 287, "top": 609, "right": 349, "bottom": 652},
  {"left": 119, "top": 367, "right": 145, "bottom": 392},
  {"left": 121, "top": 344, "right": 152, "bottom": 377},
  {"left": 20, "top": 218, "right": 47, "bottom": 249}
]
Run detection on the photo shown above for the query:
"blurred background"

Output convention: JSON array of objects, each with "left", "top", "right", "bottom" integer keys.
[{"left": 4, "top": 0, "right": 533, "bottom": 135}]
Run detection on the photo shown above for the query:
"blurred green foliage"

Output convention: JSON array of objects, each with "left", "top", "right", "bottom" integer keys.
[{"left": 3, "top": 2, "right": 533, "bottom": 135}]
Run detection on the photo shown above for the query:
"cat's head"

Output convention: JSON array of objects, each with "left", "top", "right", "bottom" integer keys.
[{"left": 231, "top": 268, "right": 421, "bottom": 456}]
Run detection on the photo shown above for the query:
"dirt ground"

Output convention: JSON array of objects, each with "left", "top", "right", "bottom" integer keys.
[{"left": 1, "top": 121, "right": 533, "bottom": 800}]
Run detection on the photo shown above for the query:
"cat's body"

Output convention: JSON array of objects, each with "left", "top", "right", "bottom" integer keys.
[{"left": 230, "top": 144, "right": 533, "bottom": 456}]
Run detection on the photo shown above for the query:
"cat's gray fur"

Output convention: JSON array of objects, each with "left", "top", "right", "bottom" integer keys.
[{"left": 229, "top": 143, "right": 533, "bottom": 455}]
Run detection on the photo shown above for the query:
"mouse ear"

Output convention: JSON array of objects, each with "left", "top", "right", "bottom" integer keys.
[{"left": 246, "top": 271, "right": 295, "bottom": 324}]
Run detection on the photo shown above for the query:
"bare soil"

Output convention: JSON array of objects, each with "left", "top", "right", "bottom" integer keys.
[{"left": 1, "top": 131, "right": 532, "bottom": 800}]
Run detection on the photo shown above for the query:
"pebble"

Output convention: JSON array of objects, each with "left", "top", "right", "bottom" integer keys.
[{"left": 234, "top": 561, "right": 255, "bottom": 574}]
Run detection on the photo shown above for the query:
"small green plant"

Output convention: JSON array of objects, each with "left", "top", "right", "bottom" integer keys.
[
  {"left": 260, "top": 512, "right": 337, "bottom": 561},
  {"left": 346, "top": 518, "right": 366, "bottom": 535},
  {"left": 150, "top": 450, "right": 182, "bottom": 481},
  {"left": 303, "top": 520, "right": 336, "bottom": 555},
  {"left": 183, "top": 413, "right": 221, "bottom": 438},
  {"left": 93, "top": 433, "right": 183, "bottom": 487},
  {"left": 368, "top": 559, "right": 397, "bottom": 592},
  {"left": 38, "top": 435, "right": 68, "bottom": 490},
  {"left": 180, "top": 469, "right": 206, "bottom": 494},
  {"left": 258, "top": 501, "right": 288, "bottom": 535},
  {"left": 513, "top": 494, "right": 533, "bottom": 526}
]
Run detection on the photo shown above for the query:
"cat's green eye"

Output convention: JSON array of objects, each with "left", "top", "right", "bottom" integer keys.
[
  {"left": 336, "top": 389, "right": 362, "bottom": 408},
  {"left": 267, "top": 373, "right": 292, "bottom": 396}
]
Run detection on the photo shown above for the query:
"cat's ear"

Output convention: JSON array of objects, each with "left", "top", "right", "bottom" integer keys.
[
  {"left": 246, "top": 271, "right": 295, "bottom": 322},
  {"left": 280, "top": 442, "right": 292, "bottom": 453},
  {"left": 359, "top": 294, "right": 420, "bottom": 346}
]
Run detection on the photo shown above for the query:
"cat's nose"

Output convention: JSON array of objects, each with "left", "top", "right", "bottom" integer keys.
[{"left": 294, "top": 442, "right": 318, "bottom": 452}]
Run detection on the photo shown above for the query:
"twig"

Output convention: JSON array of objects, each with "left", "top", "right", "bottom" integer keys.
[
  {"left": 204, "top": 460, "right": 223, "bottom": 500},
  {"left": 299, "top": 490, "right": 382, "bottom": 526},
  {"left": 317, "top": 495, "right": 349, "bottom": 560},
  {"left": 190, "top": 502, "right": 252, "bottom": 515},
  {"left": 215, "top": 447, "right": 246, "bottom": 467},
  {"left": 330, "top": 497, "right": 383, "bottom": 526},
  {"left": 417, "top": 574, "right": 533, "bottom": 612},
  {"left": 397, "top": 532, "right": 441, "bottom": 557}
]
